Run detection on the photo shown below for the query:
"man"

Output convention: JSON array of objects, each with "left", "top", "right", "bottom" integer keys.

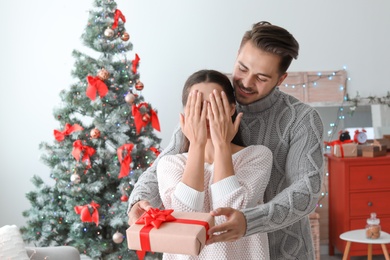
[{"left": 128, "top": 21, "right": 324, "bottom": 260}]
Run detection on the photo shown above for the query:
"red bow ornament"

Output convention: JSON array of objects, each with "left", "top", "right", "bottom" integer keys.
[
  {"left": 72, "top": 140, "right": 96, "bottom": 169},
  {"left": 132, "top": 54, "right": 140, "bottom": 74},
  {"left": 112, "top": 9, "right": 126, "bottom": 29},
  {"left": 132, "top": 102, "right": 161, "bottom": 134},
  {"left": 54, "top": 123, "right": 84, "bottom": 142},
  {"left": 150, "top": 147, "right": 160, "bottom": 157},
  {"left": 117, "top": 143, "right": 134, "bottom": 178},
  {"left": 86, "top": 75, "right": 108, "bottom": 101},
  {"left": 74, "top": 201, "right": 100, "bottom": 226}
]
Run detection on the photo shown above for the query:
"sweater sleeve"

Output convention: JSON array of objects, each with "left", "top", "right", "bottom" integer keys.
[
  {"left": 243, "top": 109, "right": 324, "bottom": 236},
  {"left": 127, "top": 124, "right": 184, "bottom": 212},
  {"left": 157, "top": 155, "right": 205, "bottom": 212},
  {"left": 211, "top": 146, "right": 272, "bottom": 211}
]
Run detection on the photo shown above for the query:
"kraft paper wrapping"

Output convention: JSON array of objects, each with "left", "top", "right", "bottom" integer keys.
[
  {"left": 127, "top": 211, "right": 214, "bottom": 256},
  {"left": 333, "top": 143, "right": 357, "bottom": 157}
]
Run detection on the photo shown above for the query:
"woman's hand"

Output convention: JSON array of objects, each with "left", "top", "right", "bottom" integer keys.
[
  {"left": 208, "top": 90, "right": 242, "bottom": 146},
  {"left": 180, "top": 90, "right": 207, "bottom": 146}
]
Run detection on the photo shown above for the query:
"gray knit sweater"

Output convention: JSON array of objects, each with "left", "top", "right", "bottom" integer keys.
[{"left": 129, "top": 87, "right": 324, "bottom": 260}]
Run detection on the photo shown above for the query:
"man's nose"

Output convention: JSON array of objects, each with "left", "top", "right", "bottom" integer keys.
[{"left": 242, "top": 75, "right": 255, "bottom": 88}]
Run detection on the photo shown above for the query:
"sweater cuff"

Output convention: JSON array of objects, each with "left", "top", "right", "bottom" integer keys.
[
  {"left": 174, "top": 182, "right": 204, "bottom": 211},
  {"left": 210, "top": 176, "right": 240, "bottom": 203},
  {"left": 242, "top": 205, "right": 269, "bottom": 236}
]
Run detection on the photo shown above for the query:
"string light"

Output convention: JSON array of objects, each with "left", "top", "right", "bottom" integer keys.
[{"left": 282, "top": 69, "right": 346, "bottom": 89}]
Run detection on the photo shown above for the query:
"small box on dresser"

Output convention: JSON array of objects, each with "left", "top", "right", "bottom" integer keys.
[{"left": 361, "top": 140, "right": 387, "bottom": 157}]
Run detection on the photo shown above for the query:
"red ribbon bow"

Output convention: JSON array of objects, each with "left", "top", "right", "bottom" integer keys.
[
  {"left": 86, "top": 75, "right": 108, "bottom": 101},
  {"left": 112, "top": 9, "right": 126, "bottom": 29},
  {"left": 132, "top": 54, "right": 140, "bottom": 74},
  {"left": 132, "top": 102, "right": 161, "bottom": 134},
  {"left": 72, "top": 140, "right": 96, "bottom": 169},
  {"left": 74, "top": 201, "right": 100, "bottom": 226},
  {"left": 117, "top": 143, "right": 134, "bottom": 178},
  {"left": 134, "top": 208, "right": 211, "bottom": 260},
  {"left": 150, "top": 147, "right": 160, "bottom": 157},
  {"left": 54, "top": 123, "right": 83, "bottom": 142},
  {"left": 135, "top": 209, "right": 176, "bottom": 259}
]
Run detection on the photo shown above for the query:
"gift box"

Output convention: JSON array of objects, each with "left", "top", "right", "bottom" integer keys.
[
  {"left": 361, "top": 140, "right": 387, "bottom": 157},
  {"left": 127, "top": 209, "right": 214, "bottom": 258},
  {"left": 333, "top": 143, "right": 357, "bottom": 158}
]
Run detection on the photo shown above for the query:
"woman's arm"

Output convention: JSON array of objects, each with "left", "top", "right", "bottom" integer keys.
[{"left": 211, "top": 146, "right": 272, "bottom": 210}]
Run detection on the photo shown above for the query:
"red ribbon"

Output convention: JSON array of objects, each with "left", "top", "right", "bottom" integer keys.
[
  {"left": 86, "top": 75, "right": 108, "bottom": 101},
  {"left": 150, "top": 147, "right": 160, "bottom": 157},
  {"left": 112, "top": 9, "right": 126, "bottom": 29},
  {"left": 132, "top": 102, "right": 161, "bottom": 134},
  {"left": 54, "top": 123, "right": 83, "bottom": 142},
  {"left": 134, "top": 208, "right": 210, "bottom": 260},
  {"left": 74, "top": 201, "right": 100, "bottom": 226},
  {"left": 72, "top": 140, "right": 96, "bottom": 169},
  {"left": 324, "top": 139, "right": 353, "bottom": 158},
  {"left": 117, "top": 143, "right": 134, "bottom": 178},
  {"left": 132, "top": 54, "right": 140, "bottom": 74}
]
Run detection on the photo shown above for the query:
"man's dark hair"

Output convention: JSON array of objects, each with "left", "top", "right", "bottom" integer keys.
[{"left": 240, "top": 21, "right": 299, "bottom": 75}]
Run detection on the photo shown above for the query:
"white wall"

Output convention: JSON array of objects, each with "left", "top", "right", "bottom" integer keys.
[{"left": 1, "top": 0, "right": 390, "bottom": 228}]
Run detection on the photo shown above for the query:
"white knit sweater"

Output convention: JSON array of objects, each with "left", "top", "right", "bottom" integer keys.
[
  {"left": 129, "top": 87, "right": 324, "bottom": 260},
  {"left": 157, "top": 145, "right": 272, "bottom": 260}
]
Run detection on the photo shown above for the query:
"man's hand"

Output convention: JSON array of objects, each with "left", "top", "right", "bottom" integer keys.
[
  {"left": 206, "top": 207, "right": 246, "bottom": 245},
  {"left": 128, "top": 200, "right": 152, "bottom": 226}
]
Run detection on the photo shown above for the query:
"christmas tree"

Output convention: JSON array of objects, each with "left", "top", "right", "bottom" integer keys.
[{"left": 21, "top": 0, "right": 162, "bottom": 259}]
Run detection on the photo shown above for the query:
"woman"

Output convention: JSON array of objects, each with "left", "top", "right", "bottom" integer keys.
[{"left": 157, "top": 70, "right": 272, "bottom": 260}]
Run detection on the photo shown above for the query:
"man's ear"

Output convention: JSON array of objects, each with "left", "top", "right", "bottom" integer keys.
[{"left": 277, "top": 73, "right": 288, "bottom": 86}]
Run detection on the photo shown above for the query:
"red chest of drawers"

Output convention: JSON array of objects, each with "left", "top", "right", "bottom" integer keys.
[{"left": 327, "top": 153, "right": 390, "bottom": 257}]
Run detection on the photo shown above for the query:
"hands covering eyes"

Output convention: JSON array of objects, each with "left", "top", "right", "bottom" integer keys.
[{"left": 180, "top": 89, "right": 242, "bottom": 146}]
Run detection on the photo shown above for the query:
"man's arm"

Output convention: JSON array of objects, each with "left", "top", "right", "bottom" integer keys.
[
  {"left": 127, "top": 124, "right": 184, "bottom": 213},
  {"left": 207, "top": 108, "right": 324, "bottom": 241}
]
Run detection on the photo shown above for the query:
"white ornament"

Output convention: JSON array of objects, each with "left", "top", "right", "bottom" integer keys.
[
  {"left": 70, "top": 173, "right": 81, "bottom": 184},
  {"left": 125, "top": 93, "right": 136, "bottom": 104},
  {"left": 104, "top": 28, "right": 114, "bottom": 38},
  {"left": 112, "top": 231, "right": 124, "bottom": 244}
]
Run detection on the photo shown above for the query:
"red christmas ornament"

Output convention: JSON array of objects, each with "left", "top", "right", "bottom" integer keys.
[
  {"left": 90, "top": 128, "right": 101, "bottom": 139},
  {"left": 120, "top": 195, "right": 129, "bottom": 202},
  {"left": 97, "top": 68, "right": 110, "bottom": 81},
  {"left": 121, "top": 32, "right": 130, "bottom": 41},
  {"left": 142, "top": 114, "right": 150, "bottom": 122},
  {"left": 135, "top": 80, "right": 144, "bottom": 91}
]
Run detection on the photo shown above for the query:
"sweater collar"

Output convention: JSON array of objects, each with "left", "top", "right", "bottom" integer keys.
[{"left": 236, "top": 87, "right": 281, "bottom": 113}]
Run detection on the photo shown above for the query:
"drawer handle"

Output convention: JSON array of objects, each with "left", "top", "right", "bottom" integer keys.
[
  {"left": 367, "top": 175, "right": 372, "bottom": 180},
  {"left": 368, "top": 202, "right": 373, "bottom": 207}
]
